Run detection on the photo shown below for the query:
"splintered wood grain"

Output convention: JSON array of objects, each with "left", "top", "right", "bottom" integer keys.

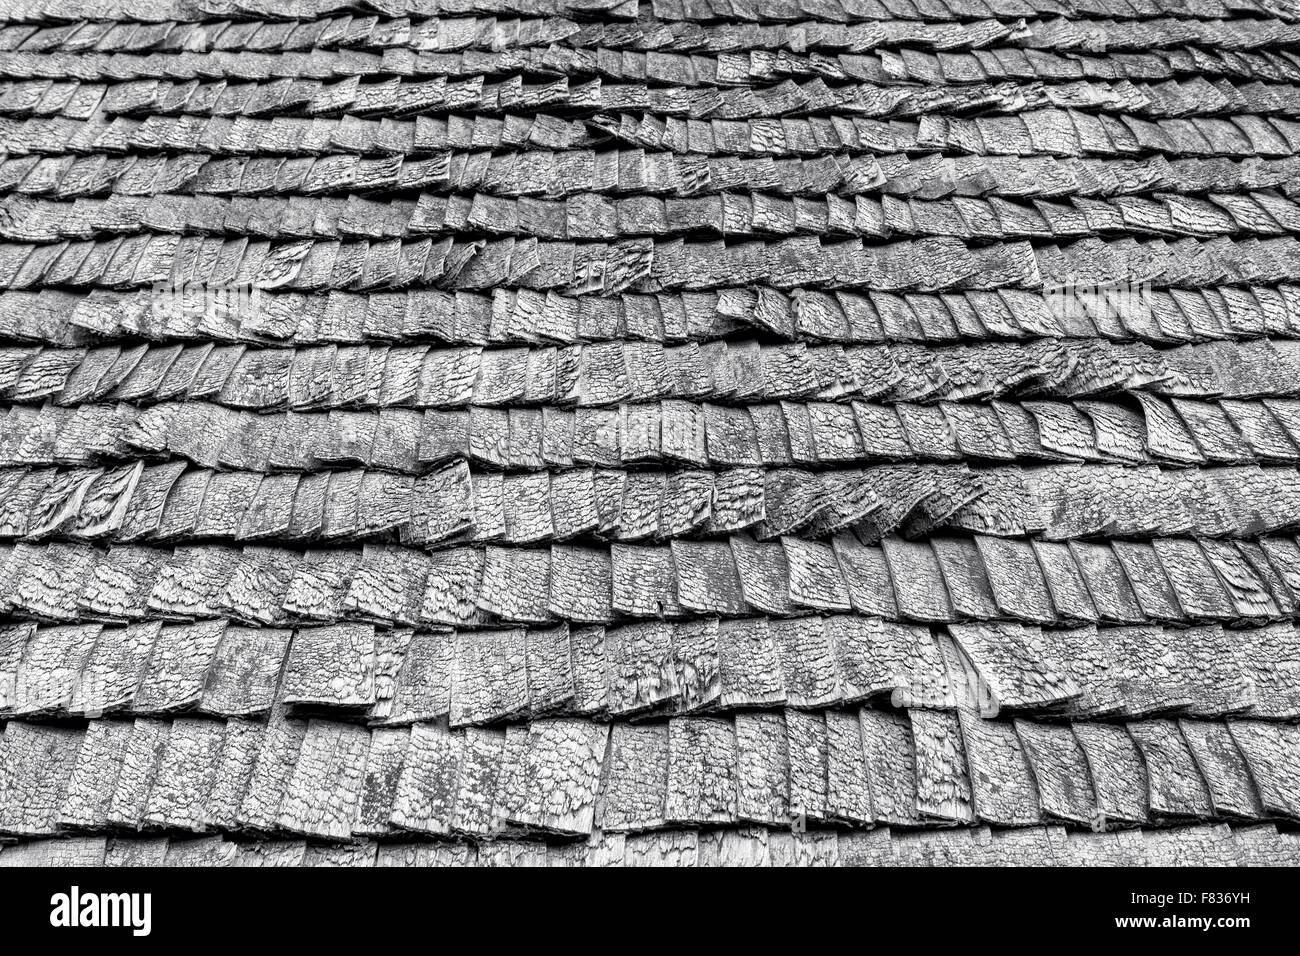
[
  {"left": 1067, "top": 539, "right": 1146, "bottom": 624},
  {"left": 907, "top": 708, "right": 975, "bottom": 824},
  {"left": 665, "top": 716, "right": 737, "bottom": 825},
  {"left": 132, "top": 619, "right": 225, "bottom": 714},
  {"left": 1172, "top": 625, "right": 1258, "bottom": 717},
  {"left": 1179, "top": 720, "right": 1265, "bottom": 820},
  {"left": 302, "top": 842, "right": 380, "bottom": 868},
  {"left": 510, "top": 718, "right": 609, "bottom": 836},
  {"left": 770, "top": 617, "right": 840, "bottom": 707},
  {"left": 237, "top": 711, "right": 308, "bottom": 831},
  {"left": 858, "top": 708, "right": 919, "bottom": 826},
  {"left": 599, "top": 722, "right": 669, "bottom": 832},
  {"left": 1127, "top": 719, "right": 1214, "bottom": 820},
  {"left": 1198, "top": 538, "right": 1280, "bottom": 620},
  {"left": 605, "top": 621, "right": 677, "bottom": 716},
  {"left": 234, "top": 841, "right": 309, "bottom": 868},
  {"left": 1072, "top": 721, "right": 1150, "bottom": 826},
  {"left": 1227, "top": 720, "right": 1300, "bottom": 820},
  {"left": 781, "top": 536, "right": 851, "bottom": 611},
  {"left": 478, "top": 546, "right": 553, "bottom": 623},
  {"left": 568, "top": 624, "right": 609, "bottom": 715},
  {"left": 0, "top": 837, "right": 109, "bottom": 867},
  {"left": 768, "top": 830, "right": 840, "bottom": 868},
  {"left": 281, "top": 623, "right": 376, "bottom": 709},
  {"left": 824, "top": 709, "right": 873, "bottom": 824},
  {"left": 734, "top": 712, "right": 791, "bottom": 826},
  {"left": 828, "top": 616, "right": 944, "bottom": 705},
  {"left": 1050, "top": 625, "right": 1125, "bottom": 718},
  {"left": 0, "top": 622, "right": 33, "bottom": 713},
  {"left": 407, "top": 459, "right": 475, "bottom": 545},
  {"left": 71, "top": 622, "right": 159, "bottom": 717},
  {"left": 524, "top": 622, "right": 576, "bottom": 714},
  {"left": 352, "top": 727, "right": 410, "bottom": 838},
  {"left": 673, "top": 618, "right": 721, "bottom": 713},
  {"left": 670, "top": 539, "right": 749, "bottom": 615},
  {"left": 956, "top": 709, "right": 1042, "bottom": 826},
  {"left": 717, "top": 617, "right": 786, "bottom": 708},
  {"left": 623, "top": 830, "right": 700, "bottom": 867},
  {"left": 375, "top": 842, "right": 476, "bottom": 867},
  {"left": 1109, "top": 540, "right": 1185, "bottom": 622},
  {"left": 947, "top": 621, "right": 1080, "bottom": 712},
  {"left": 730, "top": 534, "right": 793, "bottom": 615},
  {"left": 11, "top": 542, "right": 96, "bottom": 619},
  {"left": 709, "top": 468, "right": 766, "bottom": 532},
  {"left": 106, "top": 717, "right": 170, "bottom": 829},
  {"left": 78, "top": 544, "right": 170, "bottom": 619},
  {"left": 1151, "top": 538, "right": 1236, "bottom": 620},
  {"left": 282, "top": 548, "right": 364, "bottom": 621},
  {"left": 1109, "top": 625, "right": 1195, "bottom": 716},
  {"left": 785, "top": 709, "right": 829, "bottom": 823},
  {"left": 491, "top": 724, "right": 530, "bottom": 834},
  {"left": 1030, "top": 539, "right": 1100, "bottom": 623},
  {"left": 143, "top": 717, "right": 227, "bottom": 830},
  {"left": 343, "top": 544, "right": 431, "bottom": 626},
  {"left": 1014, "top": 719, "right": 1098, "bottom": 825},
  {"left": 218, "top": 547, "right": 298, "bottom": 626},
  {"left": 611, "top": 543, "right": 683, "bottom": 617},
  {"left": 698, "top": 828, "right": 773, "bottom": 868},
  {"left": 277, "top": 719, "right": 372, "bottom": 839},
  {"left": 450, "top": 726, "right": 508, "bottom": 837},
  {"left": 503, "top": 472, "right": 555, "bottom": 543},
  {"left": 104, "top": 836, "right": 169, "bottom": 868},
  {"left": 930, "top": 536, "right": 1001, "bottom": 619},
  {"left": 369, "top": 628, "right": 413, "bottom": 724},
  {"left": 659, "top": 470, "right": 713, "bottom": 538},
  {"left": 879, "top": 536, "right": 955, "bottom": 622},
  {"left": 972, "top": 534, "right": 1058, "bottom": 624},
  {"left": 550, "top": 468, "right": 601, "bottom": 539},
  {"left": 59, "top": 719, "right": 133, "bottom": 829},
  {"left": 468, "top": 471, "right": 505, "bottom": 541},
  {"left": 418, "top": 548, "right": 486, "bottom": 627},
  {"left": 237, "top": 472, "right": 298, "bottom": 540},
  {"left": 201, "top": 718, "right": 263, "bottom": 831},
  {"left": 12, "top": 622, "right": 100, "bottom": 716},
  {"left": 451, "top": 627, "right": 529, "bottom": 726},
  {"left": 147, "top": 544, "right": 242, "bottom": 618},
  {"left": 1231, "top": 622, "right": 1300, "bottom": 719},
  {"left": 162, "top": 837, "right": 238, "bottom": 867},
  {"left": 0, "top": 721, "right": 81, "bottom": 832},
  {"left": 548, "top": 545, "right": 613, "bottom": 622},
  {"left": 377, "top": 629, "right": 453, "bottom": 725},
  {"left": 390, "top": 720, "right": 462, "bottom": 835},
  {"left": 200, "top": 625, "right": 292, "bottom": 717}
]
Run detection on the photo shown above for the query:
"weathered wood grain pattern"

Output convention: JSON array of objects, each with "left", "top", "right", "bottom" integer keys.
[
  {"left": 907, "top": 708, "right": 976, "bottom": 824},
  {"left": 5, "top": 0, "right": 1300, "bottom": 867},
  {"left": 1127, "top": 719, "right": 1214, "bottom": 820}
]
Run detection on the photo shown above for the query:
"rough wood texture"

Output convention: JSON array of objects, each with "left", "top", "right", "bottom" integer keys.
[
  {"left": 6, "top": 0, "right": 1300, "bottom": 868},
  {"left": 908, "top": 708, "right": 976, "bottom": 824},
  {"left": 1014, "top": 720, "right": 1097, "bottom": 826},
  {"left": 1127, "top": 719, "right": 1214, "bottom": 820}
]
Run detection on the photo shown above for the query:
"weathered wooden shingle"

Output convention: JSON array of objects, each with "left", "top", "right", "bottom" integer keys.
[
  {"left": 665, "top": 716, "right": 737, "bottom": 825},
  {"left": 948, "top": 622, "right": 1080, "bottom": 713},
  {"left": 281, "top": 623, "right": 376, "bottom": 710},
  {"left": 0, "top": 722, "right": 83, "bottom": 836},
  {"left": 1126, "top": 719, "right": 1214, "bottom": 820},
  {"left": 277, "top": 719, "right": 371, "bottom": 839},
  {"left": 1228, "top": 720, "right": 1300, "bottom": 820}
]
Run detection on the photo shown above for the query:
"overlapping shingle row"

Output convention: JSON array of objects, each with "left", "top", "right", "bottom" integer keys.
[{"left": 2, "top": 712, "right": 1298, "bottom": 840}]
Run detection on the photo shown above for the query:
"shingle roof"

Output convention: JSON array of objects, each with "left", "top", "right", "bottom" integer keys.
[{"left": 2, "top": 0, "right": 1300, "bottom": 867}]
